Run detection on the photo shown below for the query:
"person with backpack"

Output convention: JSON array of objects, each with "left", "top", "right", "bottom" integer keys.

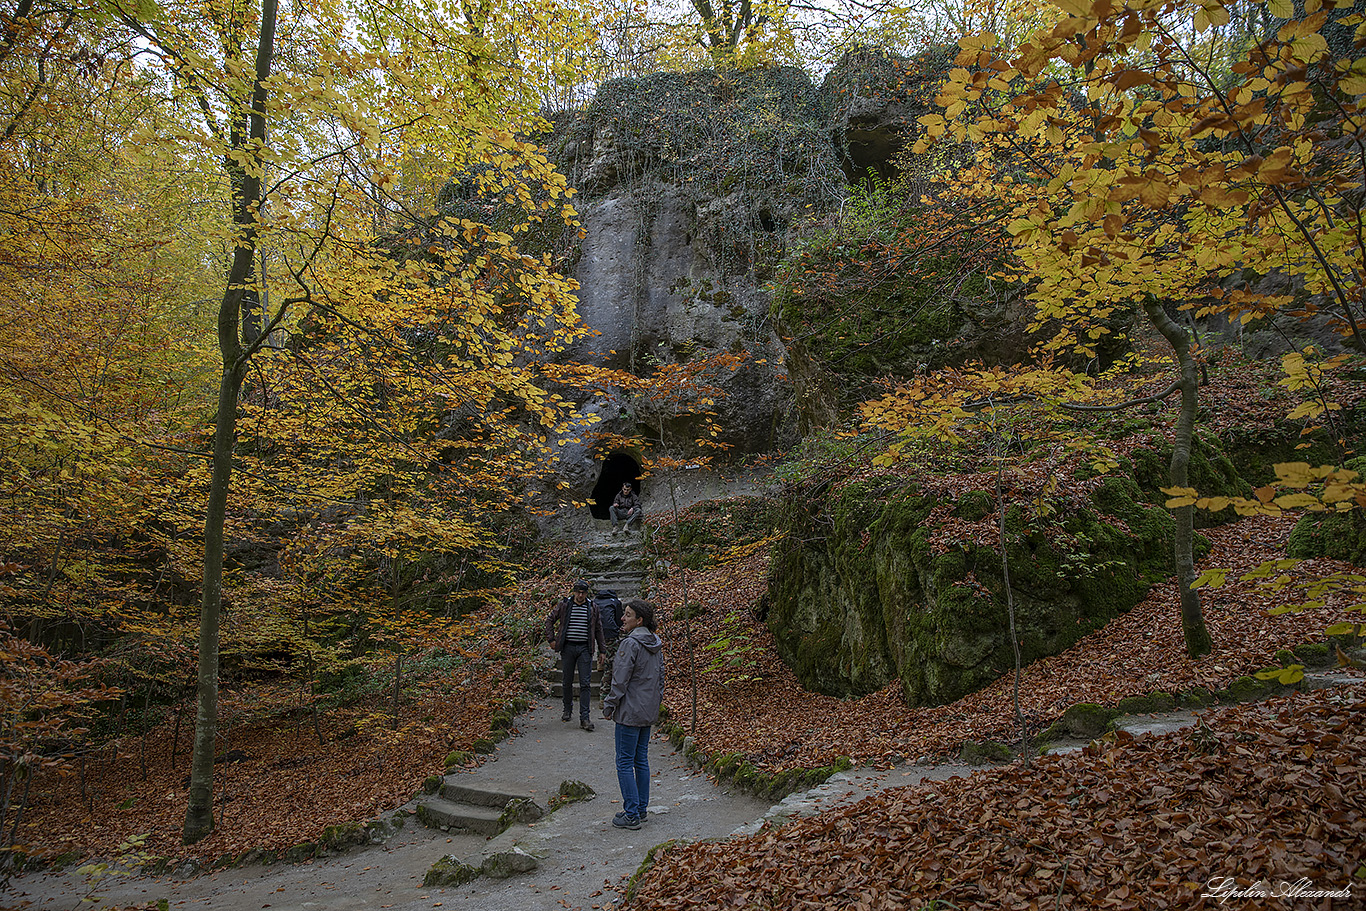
[
  {"left": 602, "top": 600, "right": 664, "bottom": 830},
  {"left": 546, "top": 580, "right": 607, "bottom": 731},
  {"left": 595, "top": 589, "right": 625, "bottom": 660}
]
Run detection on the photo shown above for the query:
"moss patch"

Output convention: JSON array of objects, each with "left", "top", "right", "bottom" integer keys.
[
  {"left": 659, "top": 716, "right": 851, "bottom": 800},
  {"left": 1040, "top": 703, "right": 1120, "bottom": 741},
  {"left": 1116, "top": 692, "right": 1178, "bottom": 715},
  {"left": 424, "top": 854, "right": 481, "bottom": 887},
  {"left": 1292, "top": 642, "right": 1334, "bottom": 668},
  {"left": 959, "top": 740, "right": 1013, "bottom": 765},
  {"left": 548, "top": 779, "right": 596, "bottom": 811},
  {"left": 497, "top": 797, "right": 544, "bottom": 831}
]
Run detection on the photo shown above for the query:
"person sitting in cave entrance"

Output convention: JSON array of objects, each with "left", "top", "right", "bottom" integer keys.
[{"left": 609, "top": 481, "right": 642, "bottom": 534}]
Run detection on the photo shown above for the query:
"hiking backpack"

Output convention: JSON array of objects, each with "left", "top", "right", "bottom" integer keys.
[{"left": 596, "top": 590, "right": 624, "bottom": 639}]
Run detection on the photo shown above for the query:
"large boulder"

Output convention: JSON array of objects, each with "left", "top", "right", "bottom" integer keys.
[{"left": 766, "top": 475, "right": 1177, "bottom": 706}]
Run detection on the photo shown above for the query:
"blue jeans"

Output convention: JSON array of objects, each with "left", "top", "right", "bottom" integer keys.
[
  {"left": 561, "top": 642, "right": 592, "bottom": 720},
  {"left": 614, "top": 723, "right": 651, "bottom": 819}
]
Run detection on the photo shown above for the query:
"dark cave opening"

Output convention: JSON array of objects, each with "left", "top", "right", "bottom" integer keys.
[{"left": 590, "top": 452, "right": 642, "bottom": 519}]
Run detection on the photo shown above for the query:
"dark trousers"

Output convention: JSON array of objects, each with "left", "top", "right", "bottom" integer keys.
[
  {"left": 561, "top": 641, "right": 592, "bottom": 719},
  {"left": 610, "top": 505, "right": 640, "bottom": 527}
]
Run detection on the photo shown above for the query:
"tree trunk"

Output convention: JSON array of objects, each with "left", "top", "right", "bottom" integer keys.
[
  {"left": 666, "top": 476, "right": 698, "bottom": 735},
  {"left": 1143, "top": 299, "right": 1214, "bottom": 659},
  {"left": 183, "top": 0, "right": 278, "bottom": 846},
  {"left": 993, "top": 422, "right": 1028, "bottom": 764}
]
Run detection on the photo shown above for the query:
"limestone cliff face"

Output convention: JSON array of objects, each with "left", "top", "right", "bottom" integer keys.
[
  {"left": 538, "top": 52, "right": 986, "bottom": 469},
  {"left": 763, "top": 434, "right": 1252, "bottom": 707},
  {"left": 546, "top": 67, "right": 837, "bottom": 458}
]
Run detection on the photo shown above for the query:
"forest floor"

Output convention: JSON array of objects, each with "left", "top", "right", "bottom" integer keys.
[
  {"left": 5, "top": 505, "right": 1365, "bottom": 910},
  {"left": 6, "top": 689, "right": 784, "bottom": 911},
  {"left": 648, "top": 512, "right": 1366, "bottom": 770}
]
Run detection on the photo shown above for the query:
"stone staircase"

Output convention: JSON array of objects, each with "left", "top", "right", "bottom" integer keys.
[
  {"left": 548, "top": 665, "right": 606, "bottom": 701},
  {"left": 573, "top": 526, "right": 648, "bottom": 599},
  {"left": 416, "top": 779, "right": 543, "bottom": 835}
]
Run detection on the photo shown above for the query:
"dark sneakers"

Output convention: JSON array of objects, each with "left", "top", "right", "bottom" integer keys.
[
  {"left": 561, "top": 711, "right": 571, "bottom": 722},
  {"left": 580, "top": 719, "right": 595, "bottom": 731},
  {"left": 612, "top": 812, "right": 642, "bottom": 829}
]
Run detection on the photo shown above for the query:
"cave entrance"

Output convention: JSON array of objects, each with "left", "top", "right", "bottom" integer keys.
[{"left": 591, "top": 452, "right": 642, "bottom": 520}]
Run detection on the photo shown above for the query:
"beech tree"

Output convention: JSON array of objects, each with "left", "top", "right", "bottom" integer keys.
[
  {"left": 91, "top": 0, "right": 592, "bottom": 843},
  {"left": 0, "top": 2, "right": 218, "bottom": 654},
  {"left": 910, "top": 0, "right": 1366, "bottom": 658}
]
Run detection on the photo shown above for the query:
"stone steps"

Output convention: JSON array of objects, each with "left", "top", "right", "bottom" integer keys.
[
  {"left": 415, "top": 778, "right": 544, "bottom": 836},
  {"left": 573, "top": 528, "right": 647, "bottom": 599},
  {"left": 416, "top": 798, "right": 506, "bottom": 836},
  {"left": 550, "top": 684, "right": 603, "bottom": 699},
  {"left": 547, "top": 667, "right": 605, "bottom": 699}
]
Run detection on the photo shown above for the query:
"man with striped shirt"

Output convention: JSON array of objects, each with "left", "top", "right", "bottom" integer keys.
[{"left": 546, "top": 580, "right": 608, "bottom": 731}]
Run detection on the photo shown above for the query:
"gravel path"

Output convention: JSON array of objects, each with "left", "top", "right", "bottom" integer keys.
[{"left": 10, "top": 692, "right": 963, "bottom": 911}]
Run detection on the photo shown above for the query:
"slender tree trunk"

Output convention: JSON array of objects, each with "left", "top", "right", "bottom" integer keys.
[
  {"left": 993, "top": 419, "right": 1028, "bottom": 764},
  {"left": 183, "top": 359, "right": 244, "bottom": 843},
  {"left": 1143, "top": 299, "right": 1214, "bottom": 659},
  {"left": 183, "top": 0, "right": 278, "bottom": 845},
  {"left": 140, "top": 687, "right": 152, "bottom": 781},
  {"left": 6, "top": 771, "right": 31, "bottom": 858},
  {"left": 667, "top": 476, "right": 698, "bottom": 735},
  {"left": 391, "top": 554, "right": 404, "bottom": 731},
  {"left": 304, "top": 610, "right": 323, "bottom": 744}
]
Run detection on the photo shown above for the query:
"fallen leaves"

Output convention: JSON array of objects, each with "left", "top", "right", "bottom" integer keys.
[
  {"left": 653, "top": 513, "right": 1364, "bottom": 773},
  {"left": 627, "top": 689, "right": 1366, "bottom": 910},
  {"left": 15, "top": 588, "right": 553, "bottom": 868}
]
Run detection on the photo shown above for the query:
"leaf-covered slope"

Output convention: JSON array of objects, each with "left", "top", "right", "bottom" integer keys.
[
  {"left": 627, "top": 688, "right": 1365, "bottom": 910},
  {"left": 652, "top": 514, "right": 1361, "bottom": 772}
]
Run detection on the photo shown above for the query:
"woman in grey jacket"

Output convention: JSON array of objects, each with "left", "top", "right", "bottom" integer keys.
[{"left": 602, "top": 600, "right": 664, "bottom": 830}]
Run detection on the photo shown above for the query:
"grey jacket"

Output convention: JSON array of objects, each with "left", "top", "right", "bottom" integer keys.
[{"left": 603, "top": 628, "right": 664, "bottom": 727}]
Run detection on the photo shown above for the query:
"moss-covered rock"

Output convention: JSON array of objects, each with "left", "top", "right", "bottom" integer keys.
[
  {"left": 1222, "top": 675, "right": 1273, "bottom": 703},
  {"left": 1116, "top": 692, "right": 1178, "bottom": 715},
  {"left": 766, "top": 475, "right": 1176, "bottom": 707},
  {"left": 1126, "top": 433, "right": 1251, "bottom": 528},
  {"left": 1292, "top": 642, "right": 1334, "bottom": 668},
  {"left": 318, "top": 822, "right": 365, "bottom": 853},
  {"left": 283, "top": 843, "right": 316, "bottom": 863},
  {"left": 496, "top": 797, "right": 544, "bottom": 831},
  {"left": 471, "top": 738, "right": 496, "bottom": 755},
  {"left": 1288, "top": 511, "right": 1366, "bottom": 565},
  {"left": 548, "top": 779, "right": 595, "bottom": 811},
  {"left": 481, "top": 846, "right": 539, "bottom": 879},
  {"left": 444, "top": 750, "right": 474, "bottom": 768},
  {"left": 1219, "top": 409, "right": 1365, "bottom": 488},
  {"left": 959, "top": 740, "right": 1013, "bottom": 765},
  {"left": 1042, "top": 703, "right": 1120, "bottom": 740},
  {"left": 1180, "top": 687, "right": 1218, "bottom": 708},
  {"left": 424, "top": 855, "right": 481, "bottom": 887}
]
